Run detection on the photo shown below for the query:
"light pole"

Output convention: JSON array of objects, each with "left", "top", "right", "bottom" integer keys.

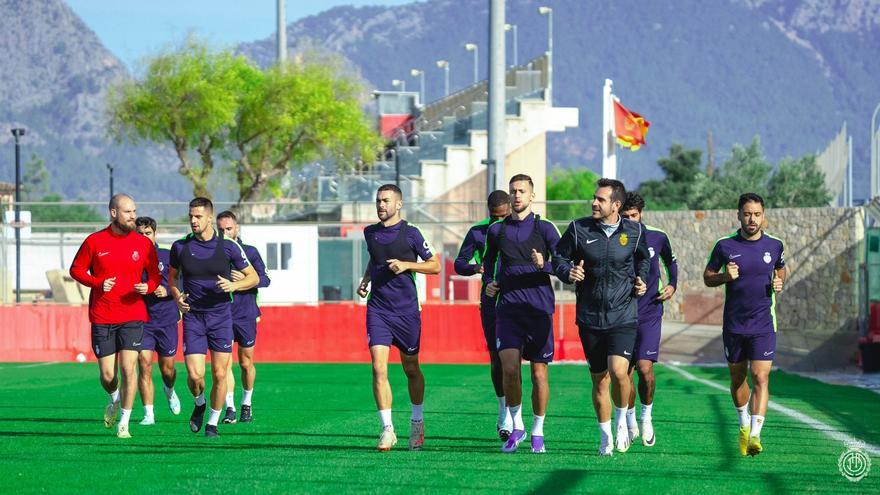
[
  {"left": 436, "top": 59, "right": 450, "bottom": 97},
  {"left": 538, "top": 6, "right": 553, "bottom": 102},
  {"left": 872, "top": 102, "right": 880, "bottom": 198},
  {"left": 107, "top": 163, "right": 114, "bottom": 199},
  {"left": 410, "top": 68, "right": 425, "bottom": 105},
  {"left": 11, "top": 128, "right": 25, "bottom": 303},
  {"left": 505, "top": 23, "right": 518, "bottom": 66},
  {"left": 465, "top": 43, "right": 479, "bottom": 83},
  {"left": 392, "top": 79, "right": 406, "bottom": 92}
]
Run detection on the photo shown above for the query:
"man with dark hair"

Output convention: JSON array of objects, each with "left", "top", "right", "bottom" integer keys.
[
  {"left": 482, "top": 173, "right": 562, "bottom": 454},
  {"left": 216, "top": 210, "right": 271, "bottom": 424},
  {"left": 620, "top": 192, "right": 678, "bottom": 447},
  {"left": 168, "top": 197, "right": 260, "bottom": 437},
  {"left": 357, "top": 184, "right": 440, "bottom": 451},
  {"left": 454, "top": 190, "right": 511, "bottom": 440},
  {"left": 554, "top": 178, "right": 650, "bottom": 455},
  {"left": 134, "top": 217, "right": 182, "bottom": 425},
  {"left": 70, "top": 194, "right": 161, "bottom": 438},
  {"left": 704, "top": 192, "right": 785, "bottom": 457}
]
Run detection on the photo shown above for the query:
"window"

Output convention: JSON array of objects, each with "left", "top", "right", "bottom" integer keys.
[{"left": 266, "top": 242, "right": 292, "bottom": 271}]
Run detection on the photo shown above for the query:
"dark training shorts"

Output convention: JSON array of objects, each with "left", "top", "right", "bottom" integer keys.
[
  {"left": 367, "top": 309, "right": 422, "bottom": 355},
  {"left": 91, "top": 321, "right": 144, "bottom": 358},
  {"left": 496, "top": 311, "right": 554, "bottom": 363},
  {"left": 722, "top": 331, "right": 777, "bottom": 363},
  {"left": 633, "top": 312, "right": 662, "bottom": 362},
  {"left": 233, "top": 319, "right": 258, "bottom": 348},
  {"left": 578, "top": 324, "right": 638, "bottom": 374},
  {"left": 480, "top": 304, "right": 498, "bottom": 354},
  {"left": 182, "top": 306, "right": 234, "bottom": 355},
  {"left": 141, "top": 323, "right": 179, "bottom": 357}
]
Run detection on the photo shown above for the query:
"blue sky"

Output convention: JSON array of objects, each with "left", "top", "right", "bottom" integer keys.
[{"left": 65, "top": 0, "right": 414, "bottom": 69}]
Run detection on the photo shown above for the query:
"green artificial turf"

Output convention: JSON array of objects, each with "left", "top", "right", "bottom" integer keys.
[{"left": 0, "top": 362, "right": 877, "bottom": 494}]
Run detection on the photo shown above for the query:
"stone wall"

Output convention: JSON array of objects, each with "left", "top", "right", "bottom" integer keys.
[{"left": 642, "top": 207, "right": 865, "bottom": 369}]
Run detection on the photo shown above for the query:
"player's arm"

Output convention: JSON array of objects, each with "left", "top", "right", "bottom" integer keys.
[
  {"left": 634, "top": 227, "right": 650, "bottom": 296},
  {"left": 403, "top": 254, "right": 441, "bottom": 275},
  {"left": 553, "top": 221, "right": 579, "bottom": 282},
  {"left": 250, "top": 249, "right": 271, "bottom": 288},
  {"left": 136, "top": 242, "right": 161, "bottom": 294},
  {"left": 225, "top": 265, "right": 258, "bottom": 292},
  {"left": 69, "top": 237, "right": 102, "bottom": 288},
  {"left": 542, "top": 220, "right": 563, "bottom": 277},
  {"left": 657, "top": 234, "right": 678, "bottom": 301},
  {"left": 357, "top": 267, "right": 371, "bottom": 298},
  {"left": 387, "top": 227, "right": 441, "bottom": 275},
  {"left": 167, "top": 243, "right": 190, "bottom": 312},
  {"left": 772, "top": 243, "right": 787, "bottom": 292},
  {"left": 703, "top": 242, "right": 737, "bottom": 287},
  {"left": 453, "top": 227, "right": 481, "bottom": 276}
]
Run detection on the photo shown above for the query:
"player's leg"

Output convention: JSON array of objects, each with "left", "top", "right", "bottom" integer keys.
[
  {"left": 724, "top": 332, "right": 751, "bottom": 455},
  {"left": 205, "top": 348, "right": 230, "bottom": 437},
  {"left": 482, "top": 306, "right": 510, "bottom": 439},
  {"left": 579, "top": 325, "right": 613, "bottom": 455},
  {"left": 182, "top": 312, "right": 209, "bottom": 433},
  {"left": 157, "top": 354, "right": 180, "bottom": 415},
  {"left": 223, "top": 350, "right": 237, "bottom": 424},
  {"left": 370, "top": 344, "right": 396, "bottom": 451},
  {"left": 92, "top": 323, "right": 121, "bottom": 428},
  {"left": 114, "top": 321, "right": 143, "bottom": 438},
  {"left": 137, "top": 349, "right": 155, "bottom": 425},
  {"left": 635, "top": 359, "right": 656, "bottom": 445},
  {"left": 524, "top": 313, "right": 552, "bottom": 454},
  {"left": 400, "top": 350, "right": 425, "bottom": 450},
  {"left": 497, "top": 312, "right": 527, "bottom": 453},
  {"left": 608, "top": 325, "right": 637, "bottom": 452},
  {"left": 238, "top": 345, "right": 256, "bottom": 422},
  {"left": 746, "top": 332, "right": 775, "bottom": 456},
  {"left": 626, "top": 333, "right": 640, "bottom": 441}
]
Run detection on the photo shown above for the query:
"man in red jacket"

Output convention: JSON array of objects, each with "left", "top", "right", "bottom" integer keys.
[{"left": 69, "top": 194, "right": 160, "bottom": 438}]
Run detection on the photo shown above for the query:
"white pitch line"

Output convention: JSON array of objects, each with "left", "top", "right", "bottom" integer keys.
[
  {"left": 665, "top": 363, "right": 880, "bottom": 457},
  {"left": 12, "top": 362, "right": 60, "bottom": 369}
]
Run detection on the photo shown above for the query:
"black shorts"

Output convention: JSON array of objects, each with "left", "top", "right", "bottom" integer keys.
[
  {"left": 91, "top": 321, "right": 144, "bottom": 358},
  {"left": 578, "top": 324, "right": 637, "bottom": 374}
]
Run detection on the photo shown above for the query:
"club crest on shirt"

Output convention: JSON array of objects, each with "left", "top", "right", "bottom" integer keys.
[
  {"left": 619, "top": 233, "right": 629, "bottom": 246},
  {"left": 763, "top": 252, "right": 771, "bottom": 264},
  {"left": 132, "top": 250, "right": 140, "bottom": 261},
  {"left": 648, "top": 247, "right": 655, "bottom": 258}
]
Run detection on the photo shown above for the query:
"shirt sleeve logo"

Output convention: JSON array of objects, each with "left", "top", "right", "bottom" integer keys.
[
  {"left": 132, "top": 250, "right": 140, "bottom": 261},
  {"left": 763, "top": 252, "right": 771, "bottom": 264},
  {"left": 648, "top": 246, "right": 655, "bottom": 258},
  {"left": 158, "top": 261, "right": 164, "bottom": 272},
  {"left": 619, "top": 233, "right": 629, "bottom": 246}
]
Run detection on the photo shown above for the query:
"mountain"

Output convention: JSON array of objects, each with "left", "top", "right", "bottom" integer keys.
[
  {"left": 239, "top": 0, "right": 880, "bottom": 198},
  {"left": 0, "top": 0, "right": 191, "bottom": 202},
  {"left": 2, "top": 0, "right": 878, "bottom": 201}
]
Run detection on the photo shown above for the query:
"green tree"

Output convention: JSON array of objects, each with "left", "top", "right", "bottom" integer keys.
[
  {"left": 767, "top": 154, "right": 830, "bottom": 207},
  {"left": 107, "top": 40, "right": 382, "bottom": 204},
  {"left": 22, "top": 153, "right": 50, "bottom": 201},
  {"left": 30, "top": 194, "right": 103, "bottom": 223},
  {"left": 546, "top": 167, "right": 600, "bottom": 220},
  {"left": 638, "top": 144, "right": 703, "bottom": 210}
]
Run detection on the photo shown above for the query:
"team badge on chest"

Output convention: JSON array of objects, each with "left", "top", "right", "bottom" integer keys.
[
  {"left": 132, "top": 250, "right": 140, "bottom": 261},
  {"left": 763, "top": 252, "right": 771, "bottom": 264},
  {"left": 619, "top": 233, "right": 628, "bottom": 246}
]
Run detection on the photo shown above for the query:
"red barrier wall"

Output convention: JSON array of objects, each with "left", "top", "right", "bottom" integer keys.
[{"left": 0, "top": 304, "right": 585, "bottom": 363}]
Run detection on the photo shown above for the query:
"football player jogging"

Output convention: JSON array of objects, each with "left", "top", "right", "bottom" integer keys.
[
  {"left": 453, "top": 190, "right": 512, "bottom": 440},
  {"left": 482, "top": 174, "right": 562, "bottom": 454},
  {"left": 134, "top": 217, "right": 182, "bottom": 425},
  {"left": 216, "top": 210, "right": 271, "bottom": 424},
  {"left": 69, "top": 194, "right": 160, "bottom": 438},
  {"left": 554, "top": 179, "right": 649, "bottom": 456},
  {"left": 357, "top": 184, "right": 441, "bottom": 451},
  {"left": 168, "top": 197, "right": 259, "bottom": 437},
  {"left": 703, "top": 193, "right": 785, "bottom": 457},
  {"left": 620, "top": 193, "right": 678, "bottom": 447}
]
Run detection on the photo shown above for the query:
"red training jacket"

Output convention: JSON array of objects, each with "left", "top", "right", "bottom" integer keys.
[{"left": 69, "top": 225, "right": 161, "bottom": 324}]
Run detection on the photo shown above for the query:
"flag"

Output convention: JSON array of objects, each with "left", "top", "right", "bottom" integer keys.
[{"left": 614, "top": 100, "right": 650, "bottom": 151}]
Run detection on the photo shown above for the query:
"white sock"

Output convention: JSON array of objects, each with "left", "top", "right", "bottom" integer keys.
[
  {"left": 532, "top": 415, "right": 545, "bottom": 437},
  {"left": 207, "top": 408, "right": 221, "bottom": 426},
  {"left": 143, "top": 405, "right": 154, "bottom": 418},
  {"left": 626, "top": 408, "right": 637, "bottom": 429},
  {"left": 225, "top": 392, "right": 235, "bottom": 410},
  {"left": 194, "top": 393, "right": 206, "bottom": 407},
  {"left": 119, "top": 408, "right": 131, "bottom": 426},
  {"left": 378, "top": 409, "right": 393, "bottom": 429},
  {"left": 497, "top": 396, "right": 507, "bottom": 420},
  {"left": 614, "top": 406, "right": 628, "bottom": 432},
  {"left": 736, "top": 404, "right": 750, "bottom": 428},
  {"left": 110, "top": 389, "right": 120, "bottom": 403},
  {"left": 641, "top": 403, "right": 653, "bottom": 422},
  {"left": 598, "top": 420, "right": 613, "bottom": 442},
  {"left": 162, "top": 384, "right": 174, "bottom": 400},
  {"left": 411, "top": 403, "right": 423, "bottom": 422},
  {"left": 509, "top": 404, "right": 524, "bottom": 430},
  {"left": 750, "top": 415, "right": 765, "bottom": 438},
  {"left": 242, "top": 389, "right": 253, "bottom": 406}
]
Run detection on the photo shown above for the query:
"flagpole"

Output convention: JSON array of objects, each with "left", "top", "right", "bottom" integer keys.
[{"left": 602, "top": 78, "right": 617, "bottom": 179}]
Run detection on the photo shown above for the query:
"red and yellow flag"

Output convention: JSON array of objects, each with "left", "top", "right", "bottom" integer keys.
[{"left": 614, "top": 100, "right": 650, "bottom": 151}]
